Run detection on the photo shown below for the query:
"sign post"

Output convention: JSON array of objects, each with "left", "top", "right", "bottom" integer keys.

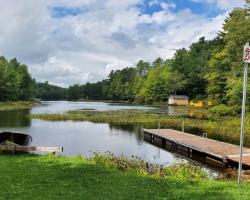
[{"left": 238, "top": 43, "right": 250, "bottom": 183}]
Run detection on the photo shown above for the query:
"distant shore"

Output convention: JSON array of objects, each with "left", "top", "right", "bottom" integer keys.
[{"left": 0, "top": 101, "right": 39, "bottom": 111}]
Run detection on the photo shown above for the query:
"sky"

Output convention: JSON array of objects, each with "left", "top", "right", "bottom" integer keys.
[{"left": 0, "top": 0, "right": 245, "bottom": 87}]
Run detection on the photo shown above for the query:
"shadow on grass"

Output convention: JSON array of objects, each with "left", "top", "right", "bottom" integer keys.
[{"left": 0, "top": 154, "right": 248, "bottom": 200}]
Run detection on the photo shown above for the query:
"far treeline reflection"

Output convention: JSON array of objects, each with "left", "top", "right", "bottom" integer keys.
[{"left": 0, "top": 109, "right": 31, "bottom": 128}]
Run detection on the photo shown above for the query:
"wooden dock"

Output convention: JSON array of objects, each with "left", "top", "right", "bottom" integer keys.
[
  {"left": 144, "top": 129, "right": 250, "bottom": 169},
  {"left": 0, "top": 144, "right": 63, "bottom": 154}
]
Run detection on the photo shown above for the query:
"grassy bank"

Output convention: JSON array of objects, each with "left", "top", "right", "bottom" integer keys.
[
  {"left": 0, "top": 101, "right": 36, "bottom": 111},
  {"left": 0, "top": 153, "right": 249, "bottom": 200},
  {"left": 31, "top": 109, "right": 250, "bottom": 145}
]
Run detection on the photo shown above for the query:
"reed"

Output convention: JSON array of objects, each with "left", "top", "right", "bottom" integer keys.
[{"left": 0, "top": 101, "right": 35, "bottom": 111}]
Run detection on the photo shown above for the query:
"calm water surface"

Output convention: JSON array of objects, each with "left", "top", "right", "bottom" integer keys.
[
  {"left": 0, "top": 101, "right": 218, "bottom": 175},
  {"left": 32, "top": 101, "right": 155, "bottom": 114}
]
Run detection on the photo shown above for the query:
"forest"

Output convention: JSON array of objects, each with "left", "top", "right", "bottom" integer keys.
[{"left": 0, "top": 9, "right": 249, "bottom": 107}]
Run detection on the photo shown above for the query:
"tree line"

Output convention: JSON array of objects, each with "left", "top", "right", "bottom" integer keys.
[{"left": 0, "top": 9, "right": 249, "bottom": 106}]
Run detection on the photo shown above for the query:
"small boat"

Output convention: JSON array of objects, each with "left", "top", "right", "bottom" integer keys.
[{"left": 0, "top": 132, "right": 32, "bottom": 146}]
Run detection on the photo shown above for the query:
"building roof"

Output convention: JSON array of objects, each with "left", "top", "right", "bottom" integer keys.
[{"left": 169, "top": 95, "right": 189, "bottom": 100}]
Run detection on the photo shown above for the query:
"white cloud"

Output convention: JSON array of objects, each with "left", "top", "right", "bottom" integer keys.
[{"left": 0, "top": 0, "right": 243, "bottom": 86}]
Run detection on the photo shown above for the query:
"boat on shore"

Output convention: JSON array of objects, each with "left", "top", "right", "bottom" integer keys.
[{"left": 0, "top": 132, "right": 32, "bottom": 146}]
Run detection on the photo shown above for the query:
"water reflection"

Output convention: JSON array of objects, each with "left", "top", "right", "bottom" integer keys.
[
  {"left": 109, "top": 123, "right": 145, "bottom": 144},
  {"left": 168, "top": 106, "right": 207, "bottom": 119},
  {"left": 0, "top": 109, "right": 31, "bottom": 128}
]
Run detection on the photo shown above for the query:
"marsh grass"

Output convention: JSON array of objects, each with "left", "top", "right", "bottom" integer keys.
[{"left": 0, "top": 101, "right": 35, "bottom": 111}]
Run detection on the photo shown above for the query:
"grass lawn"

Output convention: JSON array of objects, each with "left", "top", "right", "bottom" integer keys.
[{"left": 0, "top": 154, "right": 249, "bottom": 200}]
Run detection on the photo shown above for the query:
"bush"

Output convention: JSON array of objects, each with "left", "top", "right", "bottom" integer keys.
[
  {"left": 208, "top": 104, "right": 241, "bottom": 116},
  {"left": 90, "top": 152, "right": 208, "bottom": 179}
]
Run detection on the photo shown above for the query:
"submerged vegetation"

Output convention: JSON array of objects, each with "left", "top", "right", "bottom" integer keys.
[{"left": 0, "top": 153, "right": 250, "bottom": 200}]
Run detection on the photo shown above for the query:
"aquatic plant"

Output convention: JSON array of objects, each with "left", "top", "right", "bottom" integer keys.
[{"left": 0, "top": 101, "right": 35, "bottom": 111}]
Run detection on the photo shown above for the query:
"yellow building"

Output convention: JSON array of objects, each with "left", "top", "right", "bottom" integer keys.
[
  {"left": 189, "top": 101, "right": 212, "bottom": 107},
  {"left": 168, "top": 95, "right": 189, "bottom": 106}
]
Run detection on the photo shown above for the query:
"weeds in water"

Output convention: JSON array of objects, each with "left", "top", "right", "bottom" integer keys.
[{"left": 0, "top": 101, "right": 35, "bottom": 111}]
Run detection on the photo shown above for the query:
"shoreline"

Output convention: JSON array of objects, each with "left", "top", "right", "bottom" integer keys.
[{"left": 0, "top": 101, "right": 39, "bottom": 111}]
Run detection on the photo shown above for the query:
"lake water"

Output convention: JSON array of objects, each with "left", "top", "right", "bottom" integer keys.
[
  {"left": 31, "top": 101, "right": 156, "bottom": 114},
  {"left": 0, "top": 101, "right": 219, "bottom": 175},
  {"left": 0, "top": 101, "right": 180, "bottom": 164}
]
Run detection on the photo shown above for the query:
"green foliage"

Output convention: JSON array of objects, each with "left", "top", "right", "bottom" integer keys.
[
  {"left": 90, "top": 152, "right": 208, "bottom": 179},
  {"left": 0, "top": 57, "right": 35, "bottom": 101},
  {"left": 208, "top": 104, "right": 241, "bottom": 116},
  {"left": 107, "top": 67, "right": 137, "bottom": 101},
  {"left": 0, "top": 101, "right": 35, "bottom": 111},
  {"left": 35, "top": 81, "right": 68, "bottom": 100},
  {"left": 208, "top": 9, "right": 250, "bottom": 105}
]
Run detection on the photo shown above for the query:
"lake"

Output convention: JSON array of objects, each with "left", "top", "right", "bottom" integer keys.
[{"left": 0, "top": 101, "right": 219, "bottom": 176}]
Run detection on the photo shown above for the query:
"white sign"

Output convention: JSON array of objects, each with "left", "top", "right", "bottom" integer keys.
[{"left": 243, "top": 44, "right": 250, "bottom": 63}]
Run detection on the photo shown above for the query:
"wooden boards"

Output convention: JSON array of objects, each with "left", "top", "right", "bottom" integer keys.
[
  {"left": 144, "top": 129, "right": 250, "bottom": 168},
  {"left": 0, "top": 144, "right": 63, "bottom": 153}
]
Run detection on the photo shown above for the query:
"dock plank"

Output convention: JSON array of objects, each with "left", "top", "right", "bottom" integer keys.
[
  {"left": 144, "top": 129, "right": 250, "bottom": 167},
  {"left": 0, "top": 144, "right": 63, "bottom": 153}
]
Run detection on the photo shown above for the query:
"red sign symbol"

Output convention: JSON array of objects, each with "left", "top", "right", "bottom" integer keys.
[{"left": 244, "top": 47, "right": 250, "bottom": 61}]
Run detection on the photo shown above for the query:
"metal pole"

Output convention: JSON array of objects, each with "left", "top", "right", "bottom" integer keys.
[{"left": 238, "top": 61, "right": 248, "bottom": 183}]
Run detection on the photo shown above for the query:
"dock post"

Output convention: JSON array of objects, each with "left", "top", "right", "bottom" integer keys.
[
  {"left": 189, "top": 149, "right": 192, "bottom": 158},
  {"left": 203, "top": 133, "right": 207, "bottom": 151},
  {"left": 158, "top": 122, "right": 161, "bottom": 129},
  {"left": 140, "top": 125, "right": 144, "bottom": 134},
  {"left": 182, "top": 120, "right": 184, "bottom": 132}
]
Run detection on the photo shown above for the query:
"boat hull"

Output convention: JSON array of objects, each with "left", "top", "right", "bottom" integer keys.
[{"left": 0, "top": 132, "right": 32, "bottom": 146}]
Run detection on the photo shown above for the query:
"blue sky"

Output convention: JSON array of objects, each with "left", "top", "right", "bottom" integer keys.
[
  {"left": 140, "top": 0, "right": 221, "bottom": 17},
  {"left": 0, "top": 0, "right": 245, "bottom": 86},
  {"left": 51, "top": 6, "right": 83, "bottom": 18},
  {"left": 169, "top": 0, "right": 221, "bottom": 17},
  {"left": 51, "top": 0, "right": 228, "bottom": 19}
]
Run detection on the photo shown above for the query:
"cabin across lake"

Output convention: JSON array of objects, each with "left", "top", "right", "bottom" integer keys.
[{"left": 168, "top": 95, "right": 189, "bottom": 106}]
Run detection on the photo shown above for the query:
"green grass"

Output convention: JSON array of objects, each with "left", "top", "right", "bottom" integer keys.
[
  {"left": 0, "top": 153, "right": 250, "bottom": 200},
  {"left": 31, "top": 109, "right": 250, "bottom": 146},
  {"left": 0, "top": 101, "right": 35, "bottom": 111}
]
